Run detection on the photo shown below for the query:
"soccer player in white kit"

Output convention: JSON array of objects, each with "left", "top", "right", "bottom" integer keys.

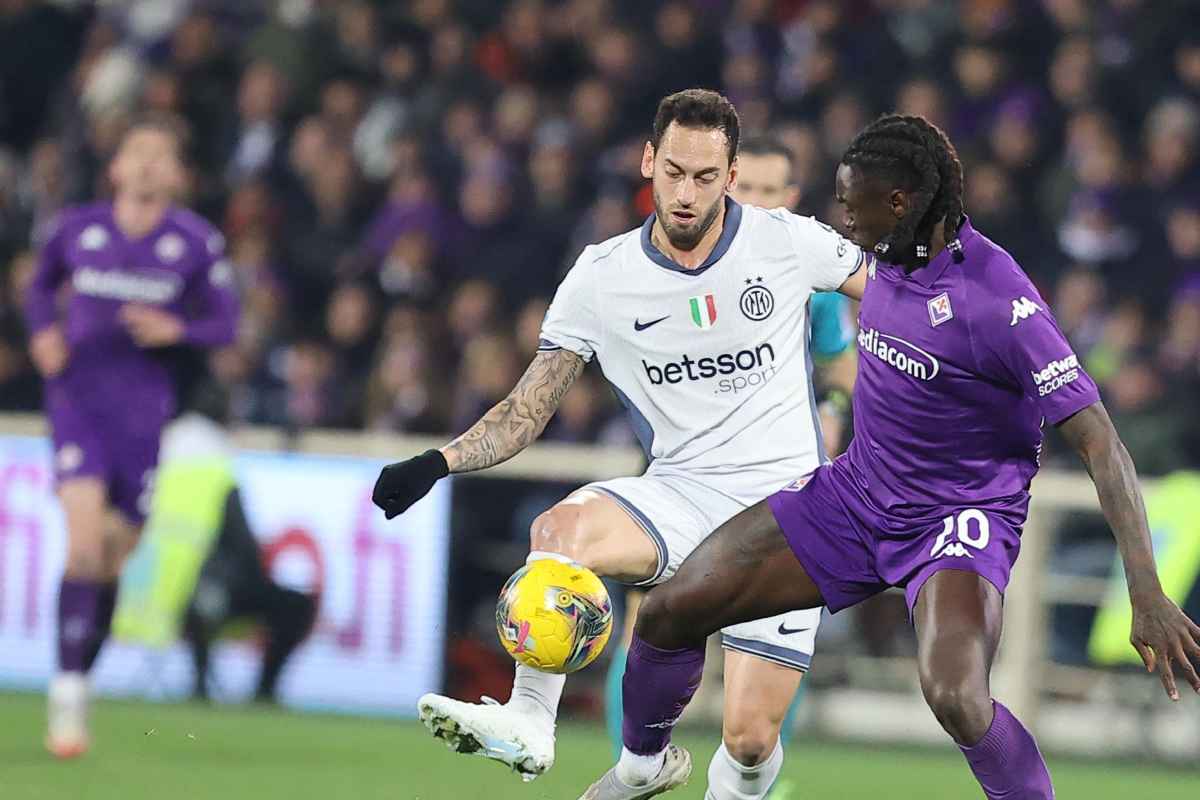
[{"left": 372, "top": 89, "right": 868, "bottom": 800}]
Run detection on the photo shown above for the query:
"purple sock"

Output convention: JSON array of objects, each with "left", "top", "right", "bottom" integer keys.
[
  {"left": 621, "top": 634, "right": 705, "bottom": 755},
  {"left": 57, "top": 578, "right": 114, "bottom": 674},
  {"left": 83, "top": 583, "right": 118, "bottom": 671},
  {"left": 960, "top": 701, "right": 1054, "bottom": 799}
]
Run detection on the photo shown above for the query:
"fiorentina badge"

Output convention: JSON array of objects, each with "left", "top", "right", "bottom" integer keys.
[{"left": 927, "top": 292, "right": 953, "bottom": 327}]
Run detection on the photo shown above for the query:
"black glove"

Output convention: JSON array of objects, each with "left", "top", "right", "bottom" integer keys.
[{"left": 372, "top": 449, "right": 450, "bottom": 520}]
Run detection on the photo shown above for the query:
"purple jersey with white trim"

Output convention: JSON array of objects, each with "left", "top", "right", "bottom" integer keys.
[
  {"left": 24, "top": 202, "right": 238, "bottom": 419},
  {"left": 845, "top": 219, "right": 1100, "bottom": 518}
]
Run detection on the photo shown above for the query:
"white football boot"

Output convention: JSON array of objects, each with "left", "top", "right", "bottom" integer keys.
[
  {"left": 578, "top": 745, "right": 693, "bottom": 800},
  {"left": 417, "top": 694, "right": 555, "bottom": 781},
  {"left": 46, "top": 672, "right": 90, "bottom": 759}
]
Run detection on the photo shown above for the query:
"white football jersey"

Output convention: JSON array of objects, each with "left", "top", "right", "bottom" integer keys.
[{"left": 539, "top": 199, "right": 865, "bottom": 502}]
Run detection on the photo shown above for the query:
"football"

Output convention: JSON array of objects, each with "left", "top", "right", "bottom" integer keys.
[{"left": 495, "top": 559, "right": 613, "bottom": 674}]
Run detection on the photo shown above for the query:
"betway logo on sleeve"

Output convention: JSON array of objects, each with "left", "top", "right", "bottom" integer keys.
[
  {"left": 1031, "top": 354, "right": 1080, "bottom": 396},
  {"left": 858, "top": 328, "right": 940, "bottom": 381}
]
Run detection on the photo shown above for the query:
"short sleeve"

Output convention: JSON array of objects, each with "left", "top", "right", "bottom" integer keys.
[
  {"left": 538, "top": 247, "right": 600, "bottom": 363},
  {"left": 974, "top": 280, "right": 1100, "bottom": 425},
  {"left": 785, "top": 213, "right": 866, "bottom": 292},
  {"left": 809, "top": 292, "right": 855, "bottom": 357}
]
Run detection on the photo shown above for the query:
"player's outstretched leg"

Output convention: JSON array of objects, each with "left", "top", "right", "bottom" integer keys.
[
  {"left": 579, "top": 501, "right": 823, "bottom": 800},
  {"left": 48, "top": 479, "right": 138, "bottom": 759},
  {"left": 705, "top": 651, "right": 799, "bottom": 800},
  {"left": 914, "top": 570, "right": 1053, "bottom": 799},
  {"left": 419, "top": 490, "right": 659, "bottom": 781}
]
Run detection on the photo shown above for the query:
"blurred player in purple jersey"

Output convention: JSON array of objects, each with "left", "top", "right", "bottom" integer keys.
[
  {"left": 23, "top": 115, "right": 238, "bottom": 758},
  {"left": 584, "top": 115, "right": 1200, "bottom": 800}
]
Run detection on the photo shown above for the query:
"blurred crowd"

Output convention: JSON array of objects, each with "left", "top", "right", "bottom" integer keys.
[{"left": 0, "top": 0, "right": 1198, "bottom": 471}]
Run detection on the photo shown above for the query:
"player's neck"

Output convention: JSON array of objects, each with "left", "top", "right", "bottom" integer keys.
[
  {"left": 926, "top": 219, "right": 948, "bottom": 261},
  {"left": 113, "top": 194, "right": 170, "bottom": 240},
  {"left": 651, "top": 201, "right": 726, "bottom": 270}
]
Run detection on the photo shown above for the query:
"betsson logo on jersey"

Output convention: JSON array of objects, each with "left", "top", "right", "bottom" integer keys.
[
  {"left": 1031, "top": 354, "right": 1080, "bottom": 396},
  {"left": 858, "top": 328, "right": 940, "bottom": 381},
  {"left": 642, "top": 342, "right": 777, "bottom": 395}
]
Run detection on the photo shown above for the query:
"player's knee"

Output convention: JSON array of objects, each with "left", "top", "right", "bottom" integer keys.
[
  {"left": 530, "top": 504, "right": 598, "bottom": 567},
  {"left": 633, "top": 585, "right": 695, "bottom": 649},
  {"left": 722, "top": 716, "right": 779, "bottom": 767},
  {"left": 920, "top": 675, "right": 991, "bottom": 744}
]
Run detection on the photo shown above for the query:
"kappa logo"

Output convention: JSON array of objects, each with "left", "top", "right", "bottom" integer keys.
[
  {"left": 56, "top": 443, "right": 84, "bottom": 474},
  {"left": 79, "top": 224, "right": 108, "bottom": 251},
  {"left": 155, "top": 233, "right": 186, "bottom": 263},
  {"left": 645, "top": 715, "right": 683, "bottom": 730},
  {"left": 1009, "top": 296, "right": 1042, "bottom": 326}
]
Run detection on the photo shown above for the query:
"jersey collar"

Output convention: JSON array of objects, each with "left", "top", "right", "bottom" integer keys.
[
  {"left": 905, "top": 217, "right": 978, "bottom": 288},
  {"left": 639, "top": 196, "right": 743, "bottom": 276}
]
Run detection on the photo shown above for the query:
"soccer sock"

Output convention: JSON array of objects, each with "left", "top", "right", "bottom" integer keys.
[
  {"left": 81, "top": 582, "right": 117, "bottom": 672},
  {"left": 605, "top": 640, "right": 628, "bottom": 758},
  {"left": 620, "top": 633, "right": 705, "bottom": 758},
  {"left": 57, "top": 578, "right": 106, "bottom": 674},
  {"left": 959, "top": 701, "right": 1054, "bottom": 799},
  {"left": 508, "top": 664, "right": 565, "bottom": 726},
  {"left": 504, "top": 551, "right": 574, "bottom": 725},
  {"left": 705, "top": 739, "right": 784, "bottom": 800}
]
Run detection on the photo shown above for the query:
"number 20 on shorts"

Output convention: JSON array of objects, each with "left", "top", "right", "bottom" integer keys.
[{"left": 930, "top": 509, "right": 991, "bottom": 559}]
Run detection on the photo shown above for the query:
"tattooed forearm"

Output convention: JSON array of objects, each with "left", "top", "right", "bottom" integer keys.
[{"left": 441, "top": 349, "right": 585, "bottom": 473}]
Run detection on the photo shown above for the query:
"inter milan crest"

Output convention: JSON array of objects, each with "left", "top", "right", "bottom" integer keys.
[
  {"left": 927, "top": 292, "right": 953, "bottom": 327},
  {"left": 739, "top": 276, "right": 774, "bottom": 321}
]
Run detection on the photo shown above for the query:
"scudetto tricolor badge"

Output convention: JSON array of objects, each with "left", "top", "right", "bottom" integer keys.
[{"left": 689, "top": 293, "right": 717, "bottom": 329}]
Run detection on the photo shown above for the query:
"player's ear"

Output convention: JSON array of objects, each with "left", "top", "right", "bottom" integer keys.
[
  {"left": 725, "top": 156, "right": 738, "bottom": 191},
  {"left": 889, "top": 188, "right": 908, "bottom": 219},
  {"left": 785, "top": 185, "right": 801, "bottom": 210},
  {"left": 640, "top": 142, "right": 655, "bottom": 180}
]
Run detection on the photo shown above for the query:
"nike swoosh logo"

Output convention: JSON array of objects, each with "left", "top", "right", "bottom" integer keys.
[
  {"left": 777, "top": 623, "right": 811, "bottom": 636},
  {"left": 634, "top": 315, "right": 670, "bottom": 332}
]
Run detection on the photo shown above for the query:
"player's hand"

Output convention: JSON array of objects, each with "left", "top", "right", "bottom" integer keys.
[
  {"left": 1130, "top": 591, "right": 1200, "bottom": 700},
  {"left": 120, "top": 304, "right": 185, "bottom": 347},
  {"left": 372, "top": 449, "right": 450, "bottom": 520},
  {"left": 29, "top": 325, "right": 68, "bottom": 378}
]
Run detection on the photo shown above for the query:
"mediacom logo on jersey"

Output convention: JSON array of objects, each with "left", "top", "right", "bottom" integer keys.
[
  {"left": 642, "top": 342, "right": 777, "bottom": 395},
  {"left": 1031, "top": 354, "right": 1080, "bottom": 396},
  {"left": 857, "top": 327, "right": 940, "bottom": 381}
]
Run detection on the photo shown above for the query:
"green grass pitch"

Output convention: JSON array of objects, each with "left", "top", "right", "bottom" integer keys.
[{"left": 1, "top": 692, "right": 1195, "bottom": 799}]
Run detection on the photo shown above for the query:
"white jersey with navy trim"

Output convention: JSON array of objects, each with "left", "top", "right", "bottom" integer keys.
[{"left": 539, "top": 199, "right": 865, "bottom": 502}]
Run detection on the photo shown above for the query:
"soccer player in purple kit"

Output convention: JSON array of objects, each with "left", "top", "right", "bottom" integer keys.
[
  {"left": 24, "top": 115, "right": 238, "bottom": 758},
  {"left": 581, "top": 115, "right": 1200, "bottom": 800}
]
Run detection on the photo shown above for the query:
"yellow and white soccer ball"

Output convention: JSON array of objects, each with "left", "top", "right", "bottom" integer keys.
[{"left": 496, "top": 559, "right": 613, "bottom": 674}]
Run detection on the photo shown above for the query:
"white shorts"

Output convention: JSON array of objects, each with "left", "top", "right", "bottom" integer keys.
[{"left": 586, "top": 470, "right": 821, "bottom": 672}]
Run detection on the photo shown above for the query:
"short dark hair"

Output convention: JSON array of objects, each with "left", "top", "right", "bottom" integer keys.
[
  {"left": 841, "top": 113, "right": 964, "bottom": 265},
  {"left": 122, "top": 111, "right": 191, "bottom": 159},
  {"left": 651, "top": 89, "right": 740, "bottom": 165},
  {"left": 738, "top": 135, "right": 792, "bottom": 164}
]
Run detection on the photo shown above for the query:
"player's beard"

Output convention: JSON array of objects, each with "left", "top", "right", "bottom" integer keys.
[{"left": 653, "top": 189, "right": 723, "bottom": 252}]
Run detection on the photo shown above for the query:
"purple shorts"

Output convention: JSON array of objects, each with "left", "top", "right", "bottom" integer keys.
[
  {"left": 767, "top": 461, "right": 1025, "bottom": 616},
  {"left": 46, "top": 385, "right": 163, "bottom": 525}
]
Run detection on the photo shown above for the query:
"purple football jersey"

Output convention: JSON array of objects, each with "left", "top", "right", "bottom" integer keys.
[
  {"left": 24, "top": 203, "right": 238, "bottom": 520},
  {"left": 25, "top": 202, "right": 238, "bottom": 417},
  {"left": 845, "top": 219, "right": 1100, "bottom": 518}
]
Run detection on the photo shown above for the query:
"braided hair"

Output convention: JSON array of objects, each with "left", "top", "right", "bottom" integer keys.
[{"left": 841, "top": 114, "right": 965, "bottom": 265}]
